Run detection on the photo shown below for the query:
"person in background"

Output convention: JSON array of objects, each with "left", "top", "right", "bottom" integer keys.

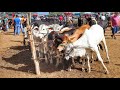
[
  {"left": 20, "top": 16, "right": 26, "bottom": 35},
  {"left": 59, "top": 15, "right": 63, "bottom": 25},
  {"left": 111, "top": 12, "right": 119, "bottom": 39},
  {"left": 82, "top": 16, "right": 87, "bottom": 25},
  {"left": 4, "top": 16, "right": 9, "bottom": 31},
  {"left": 63, "top": 15, "right": 67, "bottom": 26},
  {"left": 8, "top": 19, "right": 12, "bottom": 29},
  {"left": 14, "top": 15, "right": 21, "bottom": 35},
  {"left": 0, "top": 17, "right": 2, "bottom": 31},
  {"left": 101, "top": 14, "right": 106, "bottom": 21},
  {"left": 67, "top": 16, "right": 74, "bottom": 28},
  {"left": 12, "top": 15, "right": 16, "bottom": 34},
  {"left": 2, "top": 18, "right": 6, "bottom": 32},
  {"left": 78, "top": 15, "right": 83, "bottom": 27},
  {"left": 22, "top": 16, "right": 28, "bottom": 38},
  {"left": 86, "top": 15, "right": 92, "bottom": 26},
  {"left": 117, "top": 12, "right": 120, "bottom": 32},
  {"left": 99, "top": 14, "right": 108, "bottom": 34}
]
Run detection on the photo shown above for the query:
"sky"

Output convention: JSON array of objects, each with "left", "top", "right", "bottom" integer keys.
[
  {"left": 37, "top": 12, "right": 49, "bottom": 15},
  {"left": 37, "top": 12, "right": 80, "bottom": 15}
]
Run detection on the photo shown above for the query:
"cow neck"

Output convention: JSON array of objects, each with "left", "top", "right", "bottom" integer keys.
[{"left": 71, "top": 30, "right": 88, "bottom": 48}]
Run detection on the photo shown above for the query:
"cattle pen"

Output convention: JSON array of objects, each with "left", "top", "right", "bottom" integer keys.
[{"left": 26, "top": 27, "right": 63, "bottom": 75}]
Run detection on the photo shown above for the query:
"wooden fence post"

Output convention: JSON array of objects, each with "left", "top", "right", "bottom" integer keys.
[{"left": 27, "top": 13, "right": 41, "bottom": 75}]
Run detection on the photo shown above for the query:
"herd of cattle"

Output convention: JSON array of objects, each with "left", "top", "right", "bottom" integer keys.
[{"left": 25, "top": 22, "right": 110, "bottom": 74}]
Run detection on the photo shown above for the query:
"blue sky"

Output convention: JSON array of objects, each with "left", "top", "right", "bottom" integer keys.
[
  {"left": 37, "top": 12, "right": 49, "bottom": 15},
  {"left": 36, "top": 12, "right": 80, "bottom": 15}
]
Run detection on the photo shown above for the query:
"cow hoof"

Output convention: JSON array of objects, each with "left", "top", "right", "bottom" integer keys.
[
  {"left": 105, "top": 71, "right": 109, "bottom": 74},
  {"left": 87, "top": 71, "right": 91, "bottom": 73},
  {"left": 81, "top": 68, "right": 85, "bottom": 72},
  {"left": 60, "top": 70, "right": 64, "bottom": 72},
  {"left": 105, "top": 61, "right": 110, "bottom": 64},
  {"left": 66, "top": 68, "right": 72, "bottom": 71},
  {"left": 68, "top": 68, "right": 72, "bottom": 71},
  {"left": 86, "top": 69, "right": 91, "bottom": 73}
]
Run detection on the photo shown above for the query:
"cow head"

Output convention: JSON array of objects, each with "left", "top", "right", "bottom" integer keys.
[
  {"left": 37, "top": 24, "right": 54, "bottom": 38},
  {"left": 57, "top": 35, "right": 71, "bottom": 52},
  {"left": 32, "top": 26, "right": 40, "bottom": 37},
  {"left": 56, "top": 25, "right": 64, "bottom": 31},
  {"left": 64, "top": 43, "right": 74, "bottom": 60},
  {"left": 39, "top": 24, "right": 49, "bottom": 34}
]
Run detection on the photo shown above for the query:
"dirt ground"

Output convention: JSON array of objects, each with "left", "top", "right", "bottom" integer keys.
[{"left": 0, "top": 28, "right": 120, "bottom": 78}]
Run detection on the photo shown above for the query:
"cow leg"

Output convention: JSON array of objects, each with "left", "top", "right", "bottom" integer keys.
[
  {"left": 67, "top": 59, "right": 73, "bottom": 71},
  {"left": 86, "top": 55, "right": 91, "bottom": 73},
  {"left": 55, "top": 55, "right": 60, "bottom": 68},
  {"left": 60, "top": 53, "right": 65, "bottom": 70},
  {"left": 72, "top": 57, "right": 76, "bottom": 67},
  {"left": 44, "top": 45, "right": 49, "bottom": 64},
  {"left": 92, "top": 46, "right": 109, "bottom": 74},
  {"left": 102, "top": 37, "right": 110, "bottom": 63},
  {"left": 81, "top": 58, "right": 85, "bottom": 72},
  {"left": 68, "top": 64, "right": 72, "bottom": 71},
  {"left": 23, "top": 38, "right": 26, "bottom": 46},
  {"left": 90, "top": 51, "right": 94, "bottom": 63},
  {"left": 49, "top": 50, "right": 53, "bottom": 64}
]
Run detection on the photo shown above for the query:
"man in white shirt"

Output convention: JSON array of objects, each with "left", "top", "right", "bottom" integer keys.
[{"left": 101, "top": 14, "right": 106, "bottom": 21}]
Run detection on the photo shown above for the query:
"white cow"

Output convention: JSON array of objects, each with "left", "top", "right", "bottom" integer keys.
[
  {"left": 31, "top": 24, "right": 64, "bottom": 64},
  {"left": 65, "top": 46, "right": 91, "bottom": 72},
  {"left": 32, "top": 24, "right": 64, "bottom": 38},
  {"left": 48, "top": 24, "right": 64, "bottom": 32},
  {"left": 58, "top": 24, "right": 109, "bottom": 74}
]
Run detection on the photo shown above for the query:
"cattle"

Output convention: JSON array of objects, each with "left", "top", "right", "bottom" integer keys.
[
  {"left": 57, "top": 24, "right": 90, "bottom": 51},
  {"left": 58, "top": 24, "right": 109, "bottom": 74},
  {"left": 30, "top": 24, "right": 68, "bottom": 65},
  {"left": 47, "top": 29, "right": 76, "bottom": 66},
  {"left": 65, "top": 47, "right": 92, "bottom": 73}
]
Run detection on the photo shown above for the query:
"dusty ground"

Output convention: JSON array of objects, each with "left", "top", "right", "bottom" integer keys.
[{"left": 0, "top": 28, "right": 120, "bottom": 78}]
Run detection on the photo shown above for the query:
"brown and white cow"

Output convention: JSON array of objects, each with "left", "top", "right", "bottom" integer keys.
[{"left": 57, "top": 24, "right": 91, "bottom": 51}]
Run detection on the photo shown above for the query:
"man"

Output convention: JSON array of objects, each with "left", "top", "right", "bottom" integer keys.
[
  {"left": 86, "top": 15, "right": 92, "bottom": 26},
  {"left": 21, "top": 16, "right": 26, "bottom": 34},
  {"left": 12, "top": 15, "right": 16, "bottom": 34},
  {"left": 111, "top": 12, "right": 120, "bottom": 39},
  {"left": 14, "top": 15, "right": 21, "bottom": 35},
  {"left": 0, "top": 17, "right": 2, "bottom": 30},
  {"left": 101, "top": 14, "right": 106, "bottom": 21},
  {"left": 59, "top": 15, "right": 63, "bottom": 25},
  {"left": 78, "top": 16, "right": 83, "bottom": 27},
  {"left": 22, "top": 16, "right": 28, "bottom": 38},
  {"left": 4, "top": 16, "right": 9, "bottom": 31}
]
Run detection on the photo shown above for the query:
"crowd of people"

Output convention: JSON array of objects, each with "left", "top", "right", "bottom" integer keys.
[
  {"left": 1, "top": 12, "right": 120, "bottom": 40},
  {"left": 0, "top": 16, "right": 10, "bottom": 32},
  {"left": 67, "top": 12, "right": 120, "bottom": 39},
  {"left": 0, "top": 14, "right": 28, "bottom": 37}
]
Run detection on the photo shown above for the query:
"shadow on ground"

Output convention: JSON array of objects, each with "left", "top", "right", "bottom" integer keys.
[
  {"left": 115, "top": 64, "right": 120, "bottom": 66},
  {"left": 10, "top": 40, "right": 23, "bottom": 43},
  {"left": 2, "top": 45, "right": 61, "bottom": 74}
]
